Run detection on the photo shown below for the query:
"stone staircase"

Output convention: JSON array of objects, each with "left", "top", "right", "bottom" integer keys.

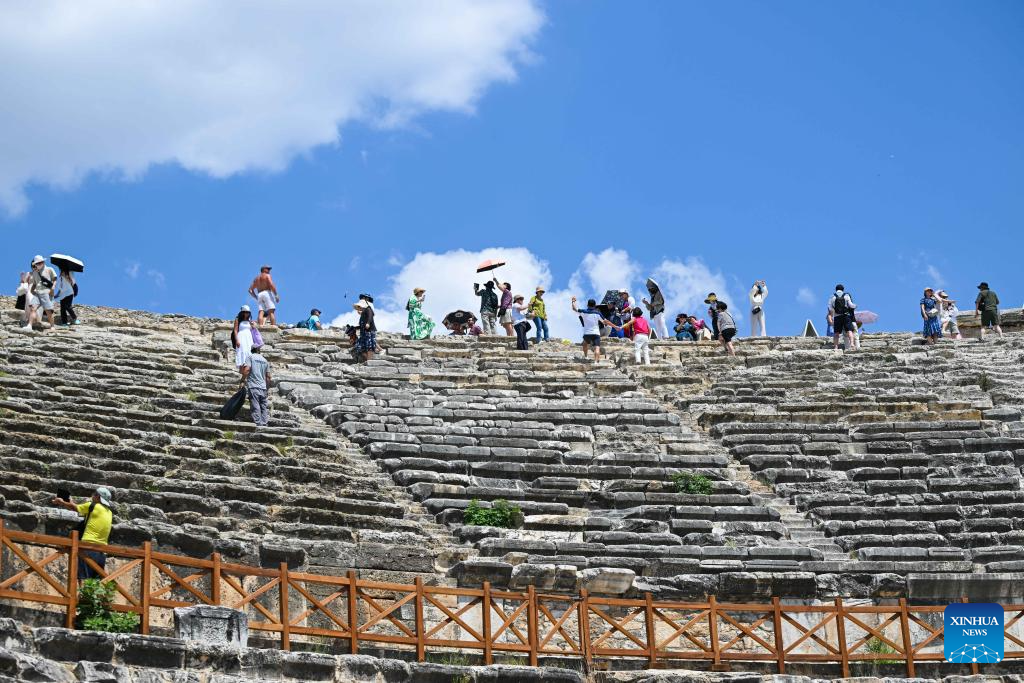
[{"left": 0, "top": 300, "right": 460, "bottom": 590}]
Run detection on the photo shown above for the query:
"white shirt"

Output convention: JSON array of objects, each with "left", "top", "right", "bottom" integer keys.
[
  {"left": 511, "top": 302, "right": 526, "bottom": 323},
  {"left": 580, "top": 310, "right": 602, "bottom": 336}
]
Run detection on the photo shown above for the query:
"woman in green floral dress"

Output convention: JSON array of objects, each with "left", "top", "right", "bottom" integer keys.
[{"left": 407, "top": 287, "right": 435, "bottom": 339}]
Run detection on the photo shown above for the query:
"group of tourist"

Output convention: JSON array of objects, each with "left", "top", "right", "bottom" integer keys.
[{"left": 15, "top": 255, "right": 79, "bottom": 331}]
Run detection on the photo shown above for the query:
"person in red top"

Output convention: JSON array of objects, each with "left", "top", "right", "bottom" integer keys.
[{"left": 619, "top": 307, "right": 651, "bottom": 365}]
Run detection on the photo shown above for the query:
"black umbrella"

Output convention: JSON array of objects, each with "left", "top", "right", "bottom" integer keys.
[
  {"left": 50, "top": 254, "right": 84, "bottom": 273},
  {"left": 443, "top": 310, "right": 475, "bottom": 327},
  {"left": 600, "top": 289, "right": 621, "bottom": 307}
]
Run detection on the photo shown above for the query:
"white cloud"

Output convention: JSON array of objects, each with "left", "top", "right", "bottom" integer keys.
[
  {"left": 331, "top": 247, "right": 739, "bottom": 339},
  {"left": 386, "top": 252, "right": 404, "bottom": 267},
  {"left": 652, "top": 257, "right": 740, "bottom": 321},
  {"left": 796, "top": 286, "right": 817, "bottom": 307},
  {"left": 925, "top": 264, "right": 945, "bottom": 287},
  {"left": 0, "top": 1, "right": 544, "bottom": 216},
  {"left": 147, "top": 269, "right": 166, "bottom": 290},
  {"left": 125, "top": 262, "right": 140, "bottom": 279},
  {"left": 348, "top": 256, "right": 361, "bottom": 272}
]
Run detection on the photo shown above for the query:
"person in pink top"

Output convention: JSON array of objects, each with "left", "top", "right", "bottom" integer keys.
[{"left": 619, "top": 307, "right": 652, "bottom": 365}]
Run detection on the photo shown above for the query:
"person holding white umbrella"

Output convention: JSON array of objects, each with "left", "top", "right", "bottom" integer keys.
[
  {"left": 749, "top": 280, "right": 767, "bottom": 337},
  {"left": 642, "top": 278, "right": 669, "bottom": 340}
]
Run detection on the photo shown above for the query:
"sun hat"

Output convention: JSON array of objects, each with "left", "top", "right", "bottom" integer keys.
[
  {"left": 32, "top": 255, "right": 45, "bottom": 265},
  {"left": 536, "top": 287, "right": 545, "bottom": 293},
  {"left": 413, "top": 287, "right": 425, "bottom": 296},
  {"left": 95, "top": 487, "right": 112, "bottom": 507},
  {"left": 241, "top": 305, "right": 251, "bottom": 312},
  {"left": 978, "top": 282, "right": 988, "bottom": 289},
  {"left": 703, "top": 293, "right": 717, "bottom": 304}
]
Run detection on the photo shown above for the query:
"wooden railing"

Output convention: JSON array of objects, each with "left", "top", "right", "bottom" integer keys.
[{"left": 2, "top": 521, "right": 1022, "bottom": 675}]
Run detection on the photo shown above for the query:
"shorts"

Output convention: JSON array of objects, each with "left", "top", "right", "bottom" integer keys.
[
  {"left": 981, "top": 309, "right": 1000, "bottom": 327},
  {"left": 499, "top": 309, "right": 513, "bottom": 324},
  {"left": 35, "top": 291, "right": 54, "bottom": 311},
  {"left": 257, "top": 290, "right": 276, "bottom": 312},
  {"left": 720, "top": 328, "right": 736, "bottom": 342},
  {"left": 583, "top": 334, "right": 601, "bottom": 347},
  {"left": 833, "top": 314, "right": 856, "bottom": 333}
]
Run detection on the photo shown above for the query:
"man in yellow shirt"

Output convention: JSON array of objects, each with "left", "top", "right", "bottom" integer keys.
[{"left": 53, "top": 487, "right": 112, "bottom": 581}]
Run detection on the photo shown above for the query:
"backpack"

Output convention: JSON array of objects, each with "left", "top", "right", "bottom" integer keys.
[{"left": 833, "top": 293, "right": 852, "bottom": 316}]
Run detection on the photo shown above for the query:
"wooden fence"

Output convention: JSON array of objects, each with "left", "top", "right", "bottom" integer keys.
[{"left": 1, "top": 521, "right": 1022, "bottom": 676}]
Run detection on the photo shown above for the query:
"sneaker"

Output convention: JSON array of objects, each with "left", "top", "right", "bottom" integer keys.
[
  {"left": 73, "top": 320, "right": 81, "bottom": 326},
  {"left": 22, "top": 324, "right": 33, "bottom": 331}
]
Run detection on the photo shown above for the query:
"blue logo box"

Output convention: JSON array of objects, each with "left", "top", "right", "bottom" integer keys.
[{"left": 944, "top": 603, "right": 1004, "bottom": 663}]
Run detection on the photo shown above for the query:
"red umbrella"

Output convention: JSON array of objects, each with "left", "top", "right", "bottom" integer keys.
[{"left": 476, "top": 259, "right": 506, "bottom": 273}]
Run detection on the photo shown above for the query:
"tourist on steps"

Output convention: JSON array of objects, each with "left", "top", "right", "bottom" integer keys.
[
  {"left": 642, "top": 280, "right": 669, "bottom": 340},
  {"left": 511, "top": 295, "right": 531, "bottom": 350},
  {"left": 937, "top": 290, "right": 962, "bottom": 340},
  {"left": 241, "top": 344, "right": 272, "bottom": 427},
  {"left": 494, "top": 278, "right": 514, "bottom": 337},
  {"left": 572, "top": 296, "right": 617, "bottom": 362},
  {"left": 619, "top": 307, "right": 652, "bottom": 365},
  {"left": 920, "top": 287, "right": 943, "bottom": 345},
  {"left": 473, "top": 280, "right": 499, "bottom": 335},
  {"left": 248, "top": 265, "right": 279, "bottom": 327},
  {"left": 55, "top": 265, "right": 79, "bottom": 327},
  {"left": 828, "top": 285, "right": 858, "bottom": 352},
  {"left": 30, "top": 255, "right": 57, "bottom": 329},
  {"left": 749, "top": 280, "right": 768, "bottom": 337},
  {"left": 674, "top": 313, "right": 695, "bottom": 341},
  {"left": 704, "top": 293, "right": 719, "bottom": 340},
  {"left": 407, "top": 288, "right": 434, "bottom": 340},
  {"left": 716, "top": 301, "right": 738, "bottom": 356},
  {"left": 52, "top": 487, "right": 113, "bottom": 581},
  {"left": 16, "top": 272, "right": 39, "bottom": 331},
  {"left": 354, "top": 300, "right": 377, "bottom": 361},
  {"left": 975, "top": 282, "right": 1003, "bottom": 341},
  {"left": 232, "top": 305, "right": 254, "bottom": 367},
  {"left": 529, "top": 287, "right": 549, "bottom": 344}
]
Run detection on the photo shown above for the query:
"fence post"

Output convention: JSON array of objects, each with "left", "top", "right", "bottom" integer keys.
[
  {"left": 644, "top": 591, "right": 657, "bottom": 669},
  {"left": 578, "top": 588, "right": 592, "bottom": 673},
  {"left": 708, "top": 595, "right": 721, "bottom": 669},
  {"left": 140, "top": 542, "right": 152, "bottom": 635},
  {"left": 414, "top": 577, "right": 425, "bottom": 662},
  {"left": 834, "top": 597, "right": 849, "bottom": 678},
  {"left": 772, "top": 596, "right": 785, "bottom": 675},
  {"left": 527, "top": 585, "right": 539, "bottom": 667},
  {"left": 0, "top": 519, "right": 5, "bottom": 577},
  {"left": 482, "top": 581, "right": 493, "bottom": 665},
  {"left": 962, "top": 596, "right": 979, "bottom": 675},
  {"left": 279, "top": 562, "right": 290, "bottom": 651},
  {"left": 348, "top": 570, "right": 360, "bottom": 655},
  {"left": 65, "top": 531, "right": 79, "bottom": 629},
  {"left": 898, "top": 597, "right": 914, "bottom": 678},
  {"left": 211, "top": 552, "right": 221, "bottom": 606}
]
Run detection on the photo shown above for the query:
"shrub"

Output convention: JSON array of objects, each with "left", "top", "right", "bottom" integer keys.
[
  {"left": 978, "top": 372, "right": 993, "bottom": 392},
  {"left": 672, "top": 471, "right": 714, "bottom": 495},
  {"left": 865, "top": 636, "right": 899, "bottom": 664},
  {"left": 77, "top": 579, "right": 139, "bottom": 633},
  {"left": 463, "top": 499, "right": 520, "bottom": 528}
]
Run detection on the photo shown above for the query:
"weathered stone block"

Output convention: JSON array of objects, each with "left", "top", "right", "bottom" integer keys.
[{"left": 173, "top": 606, "right": 247, "bottom": 648}]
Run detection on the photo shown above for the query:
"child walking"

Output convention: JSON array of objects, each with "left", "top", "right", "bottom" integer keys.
[
  {"left": 620, "top": 307, "right": 652, "bottom": 365},
  {"left": 716, "top": 301, "right": 737, "bottom": 356}
]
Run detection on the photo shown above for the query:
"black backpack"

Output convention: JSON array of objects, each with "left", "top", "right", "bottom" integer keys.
[{"left": 833, "top": 293, "right": 852, "bottom": 316}]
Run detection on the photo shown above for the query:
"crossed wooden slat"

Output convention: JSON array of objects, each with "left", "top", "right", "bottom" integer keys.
[
  {"left": 719, "top": 610, "right": 776, "bottom": 654},
  {"left": 537, "top": 599, "right": 580, "bottom": 653},
  {"left": 149, "top": 559, "right": 213, "bottom": 605},
  {"left": 782, "top": 612, "right": 840, "bottom": 655},
  {"left": 424, "top": 594, "right": 483, "bottom": 642},
  {"left": 907, "top": 611, "right": 944, "bottom": 654},
  {"left": 287, "top": 582, "right": 349, "bottom": 633},
  {"left": 844, "top": 612, "right": 905, "bottom": 655},
  {"left": 654, "top": 608, "right": 712, "bottom": 652},
  {"left": 221, "top": 573, "right": 281, "bottom": 624},
  {"left": 490, "top": 599, "right": 530, "bottom": 645},
  {"left": 80, "top": 555, "right": 142, "bottom": 608},
  {"left": 590, "top": 606, "right": 647, "bottom": 651},
  {"left": 0, "top": 542, "right": 67, "bottom": 598},
  {"left": 357, "top": 588, "right": 416, "bottom": 639},
  {"left": 1003, "top": 609, "right": 1024, "bottom": 650}
]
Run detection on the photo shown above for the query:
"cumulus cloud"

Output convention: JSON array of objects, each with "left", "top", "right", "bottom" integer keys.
[
  {"left": 796, "top": 286, "right": 817, "bottom": 306},
  {"left": 653, "top": 257, "right": 740, "bottom": 321},
  {"left": 925, "top": 264, "right": 945, "bottom": 287},
  {"left": 0, "top": 1, "right": 544, "bottom": 216},
  {"left": 331, "top": 247, "right": 738, "bottom": 339}
]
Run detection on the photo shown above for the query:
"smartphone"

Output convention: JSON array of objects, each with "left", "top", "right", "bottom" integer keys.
[{"left": 56, "top": 487, "right": 72, "bottom": 503}]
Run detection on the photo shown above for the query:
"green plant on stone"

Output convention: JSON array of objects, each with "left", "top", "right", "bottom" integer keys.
[
  {"left": 672, "top": 471, "right": 714, "bottom": 495},
  {"left": 186, "top": 391, "right": 197, "bottom": 402},
  {"left": 77, "top": 579, "right": 139, "bottom": 633},
  {"left": 463, "top": 499, "right": 520, "bottom": 528},
  {"left": 882, "top": 354, "right": 898, "bottom": 363},
  {"left": 977, "top": 372, "right": 993, "bottom": 392},
  {"left": 223, "top": 430, "right": 235, "bottom": 441},
  {"left": 276, "top": 436, "right": 295, "bottom": 456},
  {"left": 840, "top": 387, "right": 856, "bottom": 398},
  {"left": 864, "top": 636, "right": 899, "bottom": 665}
]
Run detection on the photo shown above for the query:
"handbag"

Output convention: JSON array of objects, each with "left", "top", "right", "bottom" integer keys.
[
  {"left": 219, "top": 387, "right": 247, "bottom": 420},
  {"left": 15, "top": 294, "right": 25, "bottom": 311},
  {"left": 251, "top": 326, "right": 264, "bottom": 347}
]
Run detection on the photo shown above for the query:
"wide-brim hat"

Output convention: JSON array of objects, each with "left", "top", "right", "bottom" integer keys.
[
  {"left": 703, "top": 293, "right": 717, "bottom": 304},
  {"left": 978, "top": 282, "right": 988, "bottom": 289},
  {"left": 413, "top": 287, "right": 426, "bottom": 296},
  {"left": 535, "top": 287, "right": 545, "bottom": 293}
]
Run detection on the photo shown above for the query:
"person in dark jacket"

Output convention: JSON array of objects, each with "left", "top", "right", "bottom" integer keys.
[{"left": 354, "top": 300, "right": 377, "bottom": 362}]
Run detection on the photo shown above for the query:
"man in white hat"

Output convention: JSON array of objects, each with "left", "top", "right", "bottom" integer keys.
[
  {"left": 30, "top": 255, "right": 58, "bottom": 328},
  {"left": 248, "top": 265, "right": 280, "bottom": 327},
  {"left": 52, "top": 486, "right": 113, "bottom": 581}
]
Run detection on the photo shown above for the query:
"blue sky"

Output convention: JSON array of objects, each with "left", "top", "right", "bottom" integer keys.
[{"left": 3, "top": 1, "right": 1022, "bottom": 336}]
